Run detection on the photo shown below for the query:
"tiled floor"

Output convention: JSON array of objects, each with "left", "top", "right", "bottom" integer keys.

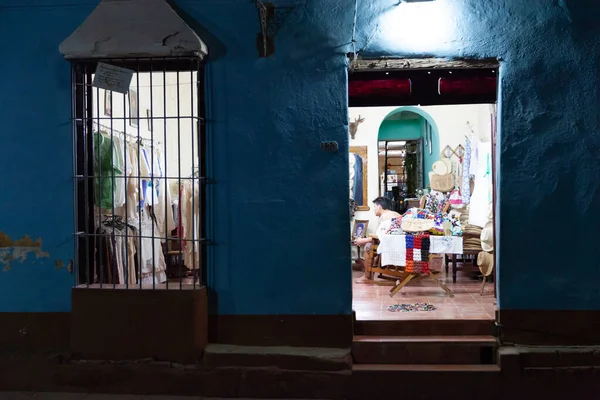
[{"left": 353, "top": 266, "right": 496, "bottom": 320}]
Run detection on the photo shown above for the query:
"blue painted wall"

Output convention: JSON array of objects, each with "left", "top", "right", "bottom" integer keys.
[
  {"left": 378, "top": 119, "right": 421, "bottom": 141},
  {"left": 1, "top": 0, "right": 599, "bottom": 314}
]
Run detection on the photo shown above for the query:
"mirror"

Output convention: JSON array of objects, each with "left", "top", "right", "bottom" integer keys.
[{"left": 350, "top": 146, "right": 369, "bottom": 211}]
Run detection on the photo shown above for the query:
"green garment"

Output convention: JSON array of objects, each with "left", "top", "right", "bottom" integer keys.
[{"left": 93, "top": 132, "right": 123, "bottom": 209}]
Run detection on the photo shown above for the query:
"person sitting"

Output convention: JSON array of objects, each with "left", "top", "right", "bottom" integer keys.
[{"left": 353, "top": 197, "right": 401, "bottom": 281}]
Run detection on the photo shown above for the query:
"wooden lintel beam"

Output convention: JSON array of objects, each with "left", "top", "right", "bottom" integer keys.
[{"left": 350, "top": 57, "right": 500, "bottom": 71}]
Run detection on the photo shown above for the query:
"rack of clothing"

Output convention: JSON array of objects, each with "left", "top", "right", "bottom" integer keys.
[
  {"left": 90, "top": 127, "right": 201, "bottom": 286},
  {"left": 93, "top": 121, "right": 161, "bottom": 146}
]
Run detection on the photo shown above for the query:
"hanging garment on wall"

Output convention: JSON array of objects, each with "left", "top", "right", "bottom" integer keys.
[
  {"left": 353, "top": 153, "right": 364, "bottom": 205},
  {"left": 469, "top": 137, "right": 479, "bottom": 178},
  {"left": 93, "top": 132, "right": 124, "bottom": 209},
  {"left": 468, "top": 143, "right": 491, "bottom": 228},
  {"left": 462, "top": 136, "right": 472, "bottom": 204}
]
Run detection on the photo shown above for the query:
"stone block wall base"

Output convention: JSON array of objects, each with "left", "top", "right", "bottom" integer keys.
[{"left": 70, "top": 287, "right": 208, "bottom": 364}]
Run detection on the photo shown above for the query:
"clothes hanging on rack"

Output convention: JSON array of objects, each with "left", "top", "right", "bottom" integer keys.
[
  {"left": 152, "top": 147, "right": 176, "bottom": 240},
  {"left": 113, "top": 136, "right": 127, "bottom": 209},
  {"left": 92, "top": 130, "right": 174, "bottom": 286},
  {"left": 93, "top": 132, "right": 123, "bottom": 210},
  {"left": 94, "top": 221, "right": 136, "bottom": 285},
  {"left": 181, "top": 180, "right": 201, "bottom": 270},
  {"left": 137, "top": 210, "right": 167, "bottom": 285}
]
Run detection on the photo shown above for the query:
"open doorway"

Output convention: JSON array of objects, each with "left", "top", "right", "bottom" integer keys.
[{"left": 349, "top": 62, "right": 498, "bottom": 322}]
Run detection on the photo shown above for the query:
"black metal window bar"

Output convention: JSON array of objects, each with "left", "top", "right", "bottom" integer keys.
[{"left": 71, "top": 58, "right": 207, "bottom": 290}]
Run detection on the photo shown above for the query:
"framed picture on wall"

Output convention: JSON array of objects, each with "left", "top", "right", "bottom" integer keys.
[
  {"left": 104, "top": 91, "right": 112, "bottom": 116},
  {"left": 128, "top": 89, "right": 138, "bottom": 127},
  {"left": 352, "top": 220, "right": 369, "bottom": 239},
  {"left": 146, "top": 109, "right": 152, "bottom": 131}
]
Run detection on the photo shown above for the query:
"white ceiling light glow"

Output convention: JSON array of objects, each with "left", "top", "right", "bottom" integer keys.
[{"left": 379, "top": 0, "right": 455, "bottom": 53}]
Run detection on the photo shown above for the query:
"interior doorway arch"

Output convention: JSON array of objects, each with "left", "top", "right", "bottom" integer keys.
[{"left": 377, "top": 106, "right": 440, "bottom": 189}]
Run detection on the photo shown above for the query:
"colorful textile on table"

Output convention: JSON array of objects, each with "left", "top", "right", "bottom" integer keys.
[
  {"left": 404, "top": 207, "right": 435, "bottom": 220},
  {"left": 423, "top": 190, "right": 450, "bottom": 214},
  {"left": 384, "top": 217, "right": 403, "bottom": 235},
  {"left": 405, "top": 233, "right": 430, "bottom": 273},
  {"left": 387, "top": 302, "right": 437, "bottom": 312}
]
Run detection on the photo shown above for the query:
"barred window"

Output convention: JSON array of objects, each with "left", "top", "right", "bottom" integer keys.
[{"left": 72, "top": 58, "right": 206, "bottom": 289}]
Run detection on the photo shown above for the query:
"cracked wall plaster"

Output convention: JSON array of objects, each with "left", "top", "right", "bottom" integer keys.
[{"left": 0, "top": 232, "right": 50, "bottom": 272}]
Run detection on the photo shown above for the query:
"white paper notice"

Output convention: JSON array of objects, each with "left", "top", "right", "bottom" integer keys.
[{"left": 92, "top": 62, "right": 134, "bottom": 94}]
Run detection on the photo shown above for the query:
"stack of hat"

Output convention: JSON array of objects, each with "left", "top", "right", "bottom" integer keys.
[
  {"left": 456, "top": 207, "right": 483, "bottom": 251},
  {"left": 462, "top": 222, "right": 483, "bottom": 252},
  {"left": 477, "top": 206, "right": 495, "bottom": 280},
  {"left": 459, "top": 208, "right": 470, "bottom": 225}
]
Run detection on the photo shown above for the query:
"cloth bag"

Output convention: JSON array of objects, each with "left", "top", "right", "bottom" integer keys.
[{"left": 430, "top": 173, "right": 454, "bottom": 192}]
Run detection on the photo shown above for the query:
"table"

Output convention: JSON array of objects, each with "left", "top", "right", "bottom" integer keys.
[
  {"left": 376, "top": 234, "right": 464, "bottom": 298},
  {"left": 378, "top": 234, "right": 463, "bottom": 266}
]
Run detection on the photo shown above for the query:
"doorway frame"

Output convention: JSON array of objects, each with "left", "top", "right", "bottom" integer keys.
[{"left": 347, "top": 57, "right": 501, "bottom": 325}]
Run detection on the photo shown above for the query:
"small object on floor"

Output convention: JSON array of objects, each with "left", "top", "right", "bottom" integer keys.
[{"left": 386, "top": 302, "right": 437, "bottom": 312}]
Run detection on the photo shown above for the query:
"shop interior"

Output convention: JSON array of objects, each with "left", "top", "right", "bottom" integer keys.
[
  {"left": 350, "top": 102, "right": 497, "bottom": 321},
  {"left": 76, "top": 70, "right": 202, "bottom": 288}
]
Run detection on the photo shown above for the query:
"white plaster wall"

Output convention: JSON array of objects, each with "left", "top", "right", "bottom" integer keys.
[
  {"left": 92, "top": 72, "right": 199, "bottom": 183},
  {"left": 349, "top": 104, "right": 493, "bottom": 235}
]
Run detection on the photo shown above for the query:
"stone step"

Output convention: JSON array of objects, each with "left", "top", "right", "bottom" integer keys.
[
  {"left": 203, "top": 344, "right": 352, "bottom": 371},
  {"left": 352, "top": 335, "right": 497, "bottom": 365},
  {"left": 350, "top": 364, "right": 501, "bottom": 400},
  {"left": 353, "top": 363, "right": 500, "bottom": 372},
  {"left": 354, "top": 319, "right": 495, "bottom": 336}
]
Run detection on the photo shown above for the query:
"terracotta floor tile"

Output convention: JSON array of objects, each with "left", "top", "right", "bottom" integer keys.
[{"left": 352, "top": 270, "right": 496, "bottom": 321}]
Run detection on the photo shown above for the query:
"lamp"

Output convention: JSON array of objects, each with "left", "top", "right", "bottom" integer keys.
[{"left": 383, "top": 0, "right": 451, "bottom": 53}]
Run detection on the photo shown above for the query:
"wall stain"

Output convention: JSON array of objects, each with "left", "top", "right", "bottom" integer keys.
[
  {"left": 0, "top": 231, "right": 50, "bottom": 272},
  {"left": 55, "top": 260, "right": 64, "bottom": 269}
]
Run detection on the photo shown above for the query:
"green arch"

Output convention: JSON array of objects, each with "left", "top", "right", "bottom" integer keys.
[{"left": 377, "top": 107, "right": 441, "bottom": 188}]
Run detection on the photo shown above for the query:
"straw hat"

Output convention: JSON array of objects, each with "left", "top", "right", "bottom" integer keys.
[
  {"left": 442, "top": 157, "right": 452, "bottom": 172},
  {"left": 432, "top": 160, "right": 449, "bottom": 175},
  {"left": 477, "top": 251, "right": 494, "bottom": 277},
  {"left": 480, "top": 221, "right": 493, "bottom": 252},
  {"left": 401, "top": 218, "right": 434, "bottom": 232}
]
